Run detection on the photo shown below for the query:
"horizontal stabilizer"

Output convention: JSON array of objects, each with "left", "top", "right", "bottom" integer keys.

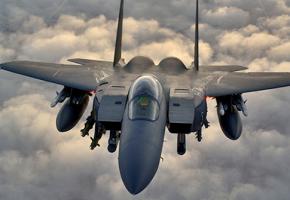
[{"left": 201, "top": 65, "right": 247, "bottom": 72}]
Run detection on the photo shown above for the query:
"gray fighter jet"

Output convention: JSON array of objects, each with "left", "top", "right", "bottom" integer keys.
[{"left": 1, "top": 0, "right": 290, "bottom": 195}]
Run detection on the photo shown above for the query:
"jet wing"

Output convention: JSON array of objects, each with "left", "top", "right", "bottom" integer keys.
[
  {"left": 205, "top": 72, "right": 290, "bottom": 97},
  {"left": 0, "top": 60, "right": 113, "bottom": 91},
  {"left": 200, "top": 65, "right": 247, "bottom": 72},
  {"left": 67, "top": 58, "right": 109, "bottom": 66}
]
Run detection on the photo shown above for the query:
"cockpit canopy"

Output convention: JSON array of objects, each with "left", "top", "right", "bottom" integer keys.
[
  {"left": 129, "top": 95, "right": 159, "bottom": 121},
  {"left": 128, "top": 76, "right": 163, "bottom": 121}
]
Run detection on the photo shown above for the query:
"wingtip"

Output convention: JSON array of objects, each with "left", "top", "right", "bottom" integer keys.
[
  {"left": 67, "top": 58, "right": 79, "bottom": 64},
  {"left": 0, "top": 62, "right": 6, "bottom": 70},
  {"left": 238, "top": 65, "right": 248, "bottom": 71}
]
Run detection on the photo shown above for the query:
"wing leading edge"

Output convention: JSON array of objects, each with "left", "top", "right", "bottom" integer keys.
[
  {"left": 0, "top": 60, "right": 113, "bottom": 91},
  {"left": 200, "top": 65, "right": 247, "bottom": 72},
  {"left": 206, "top": 72, "right": 290, "bottom": 97}
]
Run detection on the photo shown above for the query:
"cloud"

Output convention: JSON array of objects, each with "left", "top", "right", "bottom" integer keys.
[
  {"left": 267, "top": 42, "right": 290, "bottom": 62},
  {"left": 0, "top": 94, "right": 129, "bottom": 200},
  {"left": 218, "top": 31, "right": 281, "bottom": 62},
  {"left": 0, "top": 45, "right": 14, "bottom": 60},
  {"left": 204, "top": 6, "right": 250, "bottom": 29},
  {"left": 0, "top": 14, "right": 214, "bottom": 65},
  {"left": 1, "top": 0, "right": 290, "bottom": 199},
  {"left": 0, "top": 95, "right": 290, "bottom": 200},
  {"left": 1, "top": 0, "right": 285, "bottom": 33},
  {"left": 262, "top": 14, "right": 290, "bottom": 30}
]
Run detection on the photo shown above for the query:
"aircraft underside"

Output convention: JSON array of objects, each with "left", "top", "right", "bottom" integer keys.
[{"left": 52, "top": 72, "right": 248, "bottom": 194}]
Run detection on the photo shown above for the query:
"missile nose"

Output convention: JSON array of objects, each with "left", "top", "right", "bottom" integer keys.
[{"left": 119, "top": 141, "right": 161, "bottom": 195}]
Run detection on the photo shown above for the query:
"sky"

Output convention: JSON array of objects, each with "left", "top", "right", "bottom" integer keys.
[{"left": 1, "top": 0, "right": 290, "bottom": 199}]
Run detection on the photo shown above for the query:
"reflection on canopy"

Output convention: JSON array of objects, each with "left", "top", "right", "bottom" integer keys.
[
  {"left": 128, "top": 76, "right": 163, "bottom": 121},
  {"left": 129, "top": 94, "right": 159, "bottom": 121}
]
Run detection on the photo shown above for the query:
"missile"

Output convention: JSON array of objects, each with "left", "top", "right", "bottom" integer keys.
[
  {"left": 218, "top": 102, "right": 225, "bottom": 116},
  {"left": 51, "top": 87, "right": 70, "bottom": 108},
  {"left": 234, "top": 95, "right": 248, "bottom": 117}
]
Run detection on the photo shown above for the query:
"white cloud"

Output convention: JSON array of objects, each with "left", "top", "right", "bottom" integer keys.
[
  {"left": 0, "top": 94, "right": 290, "bottom": 200},
  {"left": 204, "top": 7, "right": 250, "bottom": 29},
  {"left": 262, "top": 14, "right": 290, "bottom": 30},
  {"left": 218, "top": 31, "right": 281, "bottom": 64},
  {"left": 267, "top": 42, "right": 290, "bottom": 62}
]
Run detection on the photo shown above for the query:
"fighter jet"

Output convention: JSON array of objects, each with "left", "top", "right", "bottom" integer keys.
[{"left": 1, "top": 0, "right": 290, "bottom": 195}]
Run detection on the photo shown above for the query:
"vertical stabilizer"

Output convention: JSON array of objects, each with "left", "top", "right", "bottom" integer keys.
[
  {"left": 194, "top": 0, "right": 199, "bottom": 71},
  {"left": 113, "top": 0, "right": 124, "bottom": 66}
]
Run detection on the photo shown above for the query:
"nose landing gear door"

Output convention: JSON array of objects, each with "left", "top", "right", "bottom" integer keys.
[
  {"left": 168, "top": 88, "right": 195, "bottom": 133},
  {"left": 98, "top": 84, "right": 129, "bottom": 130}
]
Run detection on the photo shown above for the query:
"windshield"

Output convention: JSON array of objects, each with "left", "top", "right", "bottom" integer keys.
[{"left": 128, "top": 94, "right": 159, "bottom": 121}]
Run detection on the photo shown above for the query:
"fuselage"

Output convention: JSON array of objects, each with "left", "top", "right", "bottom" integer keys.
[
  {"left": 99, "top": 56, "right": 208, "bottom": 194},
  {"left": 119, "top": 75, "right": 167, "bottom": 194}
]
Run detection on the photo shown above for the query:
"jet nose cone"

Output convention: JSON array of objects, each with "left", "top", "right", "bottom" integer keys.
[
  {"left": 122, "top": 170, "right": 147, "bottom": 195},
  {"left": 119, "top": 142, "right": 161, "bottom": 195}
]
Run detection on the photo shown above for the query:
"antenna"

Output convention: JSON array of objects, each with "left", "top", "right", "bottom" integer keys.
[
  {"left": 113, "top": 0, "right": 124, "bottom": 66},
  {"left": 194, "top": 0, "right": 199, "bottom": 71}
]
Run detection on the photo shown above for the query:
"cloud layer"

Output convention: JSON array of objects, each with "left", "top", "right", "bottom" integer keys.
[{"left": 1, "top": 0, "right": 290, "bottom": 199}]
